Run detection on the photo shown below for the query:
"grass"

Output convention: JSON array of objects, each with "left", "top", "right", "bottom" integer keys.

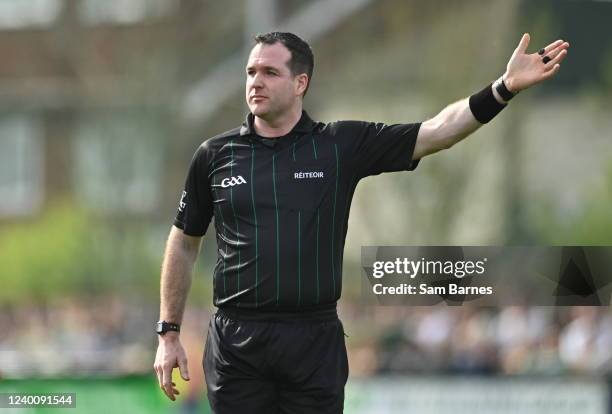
[{"left": 0, "top": 375, "right": 211, "bottom": 414}]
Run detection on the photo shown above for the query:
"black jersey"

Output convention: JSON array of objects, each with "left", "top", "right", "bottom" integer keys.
[{"left": 174, "top": 111, "right": 421, "bottom": 315}]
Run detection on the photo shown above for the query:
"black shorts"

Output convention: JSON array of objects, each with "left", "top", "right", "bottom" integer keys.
[{"left": 203, "top": 308, "right": 349, "bottom": 414}]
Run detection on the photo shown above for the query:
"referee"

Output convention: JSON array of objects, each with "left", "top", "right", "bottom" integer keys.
[{"left": 154, "top": 32, "right": 569, "bottom": 413}]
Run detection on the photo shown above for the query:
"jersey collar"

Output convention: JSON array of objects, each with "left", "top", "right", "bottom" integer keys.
[{"left": 239, "top": 110, "right": 317, "bottom": 137}]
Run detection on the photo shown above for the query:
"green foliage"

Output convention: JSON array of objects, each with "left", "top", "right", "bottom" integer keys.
[
  {"left": 0, "top": 203, "right": 160, "bottom": 305},
  {"left": 530, "top": 162, "right": 612, "bottom": 245},
  {"left": 565, "top": 164, "right": 612, "bottom": 244}
]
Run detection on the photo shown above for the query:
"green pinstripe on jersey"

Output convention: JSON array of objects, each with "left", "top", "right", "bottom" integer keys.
[
  {"left": 331, "top": 143, "right": 339, "bottom": 296},
  {"left": 250, "top": 143, "right": 259, "bottom": 307},
  {"left": 175, "top": 112, "right": 422, "bottom": 313},
  {"left": 229, "top": 141, "right": 241, "bottom": 300},
  {"left": 272, "top": 152, "right": 280, "bottom": 305},
  {"left": 341, "top": 172, "right": 359, "bottom": 271},
  {"left": 297, "top": 209, "right": 301, "bottom": 306},
  {"left": 211, "top": 158, "right": 228, "bottom": 298},
  {"left": 313, "top": 136, "right": 320, "bottom": 304},
  {"left": 316, "top": 208, "right": 320, "bottom": 304}
]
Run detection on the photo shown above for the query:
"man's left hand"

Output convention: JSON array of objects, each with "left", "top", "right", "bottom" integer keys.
[{"left": 503, "top": 33, "right": 569, "bottom": 93}]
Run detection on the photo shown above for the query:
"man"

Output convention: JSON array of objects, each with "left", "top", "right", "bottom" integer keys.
[{"left": 154, "top": 32, "right": 569, "bottom": 413}]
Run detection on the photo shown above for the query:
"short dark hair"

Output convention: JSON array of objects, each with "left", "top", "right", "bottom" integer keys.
[{"left": 253, "top": 32, "right": 314, "bottom": 97}]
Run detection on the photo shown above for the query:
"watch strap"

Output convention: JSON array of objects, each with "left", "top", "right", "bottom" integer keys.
[{"left": 156, "top": 320, "right": 180, "bottom": 335}]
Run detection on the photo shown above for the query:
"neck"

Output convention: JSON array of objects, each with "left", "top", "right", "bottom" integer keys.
[{"left": 253, "top": 104, "right": 302, "bottom": 138}]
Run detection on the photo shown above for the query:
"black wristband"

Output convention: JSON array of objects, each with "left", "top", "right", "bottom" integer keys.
[
  {"left": 468, "top": 82, "right": 506, "bottom": 124},
  {"left": 494, "top": 77, "right": 516, "bottom": 101}
]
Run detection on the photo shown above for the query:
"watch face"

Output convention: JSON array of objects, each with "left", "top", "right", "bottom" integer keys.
[{"left": 156, "top": 321, "right": 179, "bottom": 334}]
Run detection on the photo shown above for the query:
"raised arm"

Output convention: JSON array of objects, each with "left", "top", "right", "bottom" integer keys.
[
  {"left": 413, "top": 33, "right": 570, "bottom": 160},
  {"left": 154, "top": 225, "right": 202, "bottom": 401}
]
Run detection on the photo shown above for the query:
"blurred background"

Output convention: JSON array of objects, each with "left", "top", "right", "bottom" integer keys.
[{"left": 0, "top": 0, "right": 611, "bottom": 412}]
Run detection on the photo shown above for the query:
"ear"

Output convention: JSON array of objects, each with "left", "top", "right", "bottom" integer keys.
[{"left": 294, "top": 73, "right": 309, "bottom": 96}]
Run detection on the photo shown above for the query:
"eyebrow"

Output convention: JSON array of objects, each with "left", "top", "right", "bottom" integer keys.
[{"left": 246, "top": 65, "right": 282, "bottom": 72}]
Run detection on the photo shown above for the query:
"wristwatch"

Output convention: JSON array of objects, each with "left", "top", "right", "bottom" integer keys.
[{"left": 155, "top": 320, "right": 181, "bottom": 335}]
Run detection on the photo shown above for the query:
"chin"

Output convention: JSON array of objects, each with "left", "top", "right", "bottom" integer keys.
[{"left": 250, "top": 105, "right": 269, "bottom": 118}]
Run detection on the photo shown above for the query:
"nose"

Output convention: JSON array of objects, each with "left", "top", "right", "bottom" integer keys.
[{"left": 249, "top": 71, "right": 264, "bottom": 90}]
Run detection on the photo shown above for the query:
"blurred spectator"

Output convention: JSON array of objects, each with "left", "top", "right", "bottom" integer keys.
[{"left": 2, "top": 301, "right": 612, "bottom": 379}]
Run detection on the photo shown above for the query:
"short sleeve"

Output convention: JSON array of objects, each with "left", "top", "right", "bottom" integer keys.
[
  {"left": 339, "top": 121, "right": 422, "bottom": 178},
  {"left": 173, "top": 144, "right": 214, "bottom": 237}
]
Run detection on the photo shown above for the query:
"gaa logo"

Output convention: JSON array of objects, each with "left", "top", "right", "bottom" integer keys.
[
  {"left": 178, "top": 190, "right": 187, "bottom": 212},
  {"left": 221, "top": 175, "right": 247, "bottom": 188}
]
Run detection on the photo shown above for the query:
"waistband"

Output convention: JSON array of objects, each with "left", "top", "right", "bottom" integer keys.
[{"left": 216, "top": 303, "right": 338, "bottom": 323}]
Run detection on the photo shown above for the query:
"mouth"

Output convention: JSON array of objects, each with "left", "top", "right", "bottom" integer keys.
[{"left": 250, "top": 95, "right": 268, "bottom": 102}]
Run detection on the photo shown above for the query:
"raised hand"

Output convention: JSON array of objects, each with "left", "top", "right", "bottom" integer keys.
[{"left": 504, "top": 33, "right": 569, "bottom": 93}]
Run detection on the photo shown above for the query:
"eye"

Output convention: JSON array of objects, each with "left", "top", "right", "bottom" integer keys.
[{"left": 267, "top": 70, "right": 277, "bottom": 76}]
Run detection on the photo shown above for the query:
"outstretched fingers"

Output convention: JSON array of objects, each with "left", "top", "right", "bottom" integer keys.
[
  {"left": 516, "top": 33, "right": 531, "bottom": 54},
  {"left": 541, "top": 62, "right": 561, "bottom": 80},
  {"left": 544, "top": 48, "right": 568, "bottom": 68},
  {"left": 538, "top": 39, "right": 565, "bottom": 56},
  {"left": 517, "top": 33, "right": 531, "bottom": 52}
]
